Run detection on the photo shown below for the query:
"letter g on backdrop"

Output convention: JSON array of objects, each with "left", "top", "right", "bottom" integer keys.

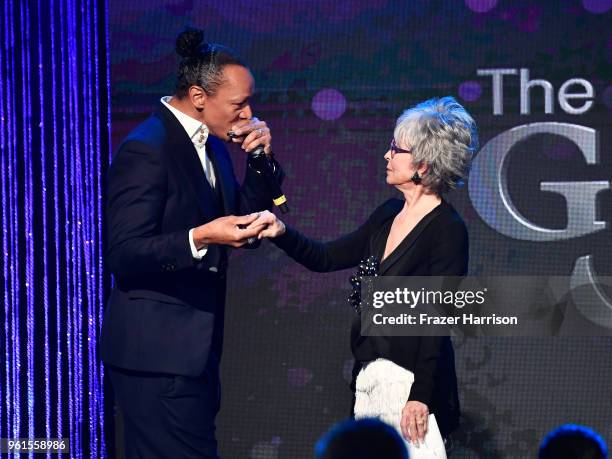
[{"left": 468, "top": 122, "right": 612, "bottom": 328}]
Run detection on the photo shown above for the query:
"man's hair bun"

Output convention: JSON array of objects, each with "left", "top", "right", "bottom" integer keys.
[
  {"left": 176, "top": 27, "right": 205, "bottom": 58},
  {"left": 174, "top": 27, "right": 247, "bottom": 98}
]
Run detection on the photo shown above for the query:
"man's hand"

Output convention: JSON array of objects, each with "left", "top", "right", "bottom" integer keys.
[
  {"left": 193, "top": 214, "right": 264, "bottom": 248},
  {"left": 245, "top": 210, "right": 286, "bottom": 239},
  {"left": 229, "top": 117, "right": 272, "bottom": 154},
  {"left": 400, "top": 400, "right": 429, "bottom": 446}
]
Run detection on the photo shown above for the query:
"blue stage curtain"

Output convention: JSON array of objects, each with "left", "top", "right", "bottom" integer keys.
[{"left": 0, "top": 0, "right": 110, "bottom": 457}]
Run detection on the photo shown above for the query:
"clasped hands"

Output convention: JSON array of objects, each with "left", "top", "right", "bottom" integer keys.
[{"left": 191, "top": 210, "right": 285, "bottom": 249}]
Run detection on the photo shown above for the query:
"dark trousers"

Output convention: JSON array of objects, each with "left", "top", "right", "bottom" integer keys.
[{"left": 108, "top": 363, "right": 221, "bottom": 459}]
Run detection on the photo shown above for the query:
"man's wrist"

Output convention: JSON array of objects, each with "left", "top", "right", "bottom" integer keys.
[
  {"left": 193, "top": 224, "right": 210, "bottom": 248},
  {"left": 189, "top": 228, "right": 207, "bottom": 260}
]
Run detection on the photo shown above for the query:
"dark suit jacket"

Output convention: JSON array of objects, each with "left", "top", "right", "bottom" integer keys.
[
  {"left": 100, "top": 102, "right": 282, "bottom": 377},
  {"left": 272, "top": 198, "right": 467, "bottom": 437}
]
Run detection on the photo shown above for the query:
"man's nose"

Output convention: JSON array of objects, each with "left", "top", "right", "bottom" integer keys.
[{"left": 240, "top": 104, "right": 253, "bottom": 120}]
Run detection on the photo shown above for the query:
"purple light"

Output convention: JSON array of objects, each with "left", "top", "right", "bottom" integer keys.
[
  {"left": 287, "top": 367, "right": 314, "bottom": 387},
  {"left": 49, "top": 0, "right": 65, "bottom": 444},
  {"left": 311, "top": 88, "right": 347, "bottom": 121},
  {"left": 84, "top": 0, "right": 99, "bottom": 454},
  {"left": 57, "top": 1, "right": 75, "bottom": 454},
  {"left": 582, "top": 0, "right": 612, "bottom": 13},
  {"left": 459, "top": 81, "right": 483, "bottom": 102},
  {"left": 465, "top": 0, "right": 498, "bottom": 13},
  {"left": 20, "top": 0, "right": 36, "bottom": 443},
  {"left": 6, "top": 0, "right": 23, "bottom": 440},
  {"left": 66, "top": 0, "right": 86, "bottom": 454},
  {"left": 1, "top": 0, "right": 108, "bottom": 456},
  {"left": 36, "top": 0, "right": 52, "bottom": 444},
  {"left": 1, "top": 1, "right": 8, "bottom": 446}
]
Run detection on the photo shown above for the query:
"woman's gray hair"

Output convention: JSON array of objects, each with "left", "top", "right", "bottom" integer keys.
[{"left": 394, "top": 96, "right": 478, "bottom": 194}]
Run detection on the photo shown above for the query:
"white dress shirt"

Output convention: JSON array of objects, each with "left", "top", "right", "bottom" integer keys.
[{"left": 161, "top": 96, "right": 216, "bottom": 260}]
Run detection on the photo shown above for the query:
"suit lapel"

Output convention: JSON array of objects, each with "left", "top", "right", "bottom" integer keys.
[
  {"left": 378, "top": 202, "right": 443, "bottom": 275},
  {"left": 156, "top": 104, "right": 220, "bottom": 222}
]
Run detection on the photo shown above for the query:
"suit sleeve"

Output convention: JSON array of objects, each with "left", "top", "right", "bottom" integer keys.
[
  {"left": 407, "top": 220, "right": 468, "bottom": 406},
  {"left": 271, "top": 202, "right": 392, "bottom": 272},
  {"left": 226, "top": 154, "right": 284, "bottom": 251},
  {"left": 106, "top": 141, "right": 194, "bottom": 278},
  {"left": 238, "top": 156, "right": 285, "bottom": 215}
]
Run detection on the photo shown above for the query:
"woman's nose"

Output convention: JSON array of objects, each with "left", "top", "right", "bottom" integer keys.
[{"left": 384, "top": 150, "right": 391, "bottom": 161}]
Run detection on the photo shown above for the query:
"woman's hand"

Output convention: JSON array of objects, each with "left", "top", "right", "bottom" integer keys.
[
  {"left": 400, "top": 400, "right": 429, "bottom": 446},
  {"left": 246, "top": 210, "right": 286, "bottom": 239}
]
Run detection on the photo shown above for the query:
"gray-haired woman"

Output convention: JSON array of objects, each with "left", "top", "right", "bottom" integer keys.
[{"left": 252, "top": 96, "right": 478, "bottom": 458}]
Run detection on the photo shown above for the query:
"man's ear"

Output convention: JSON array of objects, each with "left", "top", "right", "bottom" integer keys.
[{"left": 188, "top": 85, "right": 206, "bottom": 112}]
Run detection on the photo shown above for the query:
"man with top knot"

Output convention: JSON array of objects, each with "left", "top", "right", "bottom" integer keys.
[{"left": 100, "top": 27, "right": 283, "bottom": 458}]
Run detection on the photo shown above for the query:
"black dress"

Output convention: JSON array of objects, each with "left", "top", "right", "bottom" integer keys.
[{"left": 272, "top": 198, "right": 467, "bottom": 437}]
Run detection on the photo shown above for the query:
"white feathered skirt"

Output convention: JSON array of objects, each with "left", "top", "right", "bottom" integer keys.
[{"left": 353, "top": 358, "right": 447, "bottom": 458}]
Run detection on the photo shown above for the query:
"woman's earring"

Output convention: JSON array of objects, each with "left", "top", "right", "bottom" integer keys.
[{"left": 411, "top": 171, "right": 422, "bottom": 184}]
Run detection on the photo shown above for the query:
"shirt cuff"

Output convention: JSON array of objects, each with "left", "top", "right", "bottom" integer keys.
[{"left": 189, "top": 228, "right": 208, "bottom": 260}]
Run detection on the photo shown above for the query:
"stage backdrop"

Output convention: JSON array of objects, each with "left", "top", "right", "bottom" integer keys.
[{"left": 109, "top": 1, "right": 612, "bottom": 458}]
